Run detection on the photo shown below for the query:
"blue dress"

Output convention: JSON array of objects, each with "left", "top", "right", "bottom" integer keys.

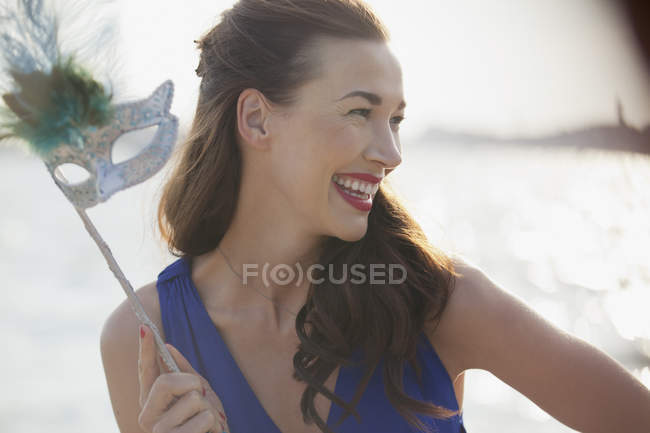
[{"left": 157, "top": 256, "right": 467, "bottom": 433}]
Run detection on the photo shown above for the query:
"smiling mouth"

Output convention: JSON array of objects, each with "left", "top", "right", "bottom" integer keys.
[{"left": 332, "top": 174, "right": 380, "bottom": 199}]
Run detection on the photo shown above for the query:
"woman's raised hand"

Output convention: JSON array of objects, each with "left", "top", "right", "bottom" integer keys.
[{"left": 137, "top": 324, "right": 229, "bottom": 433}]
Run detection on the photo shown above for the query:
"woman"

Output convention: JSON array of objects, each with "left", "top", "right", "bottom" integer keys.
[{"left": 99, "top": 0, "right": 650, "bottom": 432}]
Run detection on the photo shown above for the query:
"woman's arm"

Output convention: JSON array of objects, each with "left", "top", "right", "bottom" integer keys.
[{"left": 441, "top": 257, "right": 650, "bottom": 433}]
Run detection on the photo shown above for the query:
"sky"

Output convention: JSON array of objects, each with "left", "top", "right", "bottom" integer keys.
[{"left": 65, "top": 0, "right": 650, "bottom": 142}]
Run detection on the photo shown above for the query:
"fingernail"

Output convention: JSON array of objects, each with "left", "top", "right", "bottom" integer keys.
[
  {"left": 140, "top": 325, "right": 146, "bottom": 339},
  {"left": 202, "top": 386, "right": 206, "bottom": 397},
  {"left": 219, "top": 410, "right": 226, "bottom": 421}
]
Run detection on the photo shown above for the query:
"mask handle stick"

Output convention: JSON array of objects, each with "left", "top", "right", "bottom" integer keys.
[{"left": 53, "top": 166, "right": 180, "bottom": 374}]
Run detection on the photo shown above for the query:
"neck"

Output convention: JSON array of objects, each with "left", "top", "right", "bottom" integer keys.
[{"left": 192, "top": 178, "right": 328, "bottom": 332}]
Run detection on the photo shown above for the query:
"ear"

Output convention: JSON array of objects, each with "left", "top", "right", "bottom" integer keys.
[{"left": 236, "top": 88, "right": 273, "bottom": 150}]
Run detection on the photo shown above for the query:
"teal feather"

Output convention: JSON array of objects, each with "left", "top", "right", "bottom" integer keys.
[{"left": 1, "top": 55, "right": 114, "bottom": 158}]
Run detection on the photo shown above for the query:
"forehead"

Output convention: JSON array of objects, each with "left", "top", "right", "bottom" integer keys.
[{"left": 303, "top": 37, "right": 404, "bottom": 107}]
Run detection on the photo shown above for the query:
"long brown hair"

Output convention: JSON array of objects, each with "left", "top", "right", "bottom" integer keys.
[{"left": 156, "top": 1, "right": 460, "bottom": 432}]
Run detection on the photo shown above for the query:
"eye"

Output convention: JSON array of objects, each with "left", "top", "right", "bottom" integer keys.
[
  {"left": 348, "top": 109, "right": 406, "bottom": 130},
  {"left": 348, "top": 108, "right": 371, "bottom": 117}
]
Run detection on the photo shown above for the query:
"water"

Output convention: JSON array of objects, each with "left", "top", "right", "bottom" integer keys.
[{"left": 0, "top": 140, "right": 648, "bottom": 432}]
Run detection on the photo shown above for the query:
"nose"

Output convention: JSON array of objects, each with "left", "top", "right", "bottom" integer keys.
[{"left": 363, "top": 123, "right": 402, "bottom": 172}]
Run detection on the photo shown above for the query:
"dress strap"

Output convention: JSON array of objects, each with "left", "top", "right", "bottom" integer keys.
[{"left": 156, "top": 255, "right": 191, "bottom": 284}]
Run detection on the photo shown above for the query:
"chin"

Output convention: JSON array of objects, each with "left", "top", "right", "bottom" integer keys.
[{"left": 332, "top": 218, "right": 369, "bottom": 242}]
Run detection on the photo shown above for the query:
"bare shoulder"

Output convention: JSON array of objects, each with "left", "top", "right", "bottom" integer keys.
[
  {"left": 426, "top": 254, "right": 572, "bottom": 374},
  {"left": 101, "top": 280, "right": 164, "bottom": 347},
  {"left": 424, "top": 254, "right": 514, "bottom": 377},
  {"left": 423, "top": 255, "right": 482, "bottom": 379},
  {"left": 100, "top": 281, "right": 163, "bottom": 433}
]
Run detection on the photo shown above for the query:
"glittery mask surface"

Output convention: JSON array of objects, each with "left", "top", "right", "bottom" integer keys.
[{"left": 42, "top": 80, "right": 178, "bottom": 209}]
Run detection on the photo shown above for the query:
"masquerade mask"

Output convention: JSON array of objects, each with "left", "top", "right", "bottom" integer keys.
[
  {"left": 45, "top": 80, "right": 178, "bottom": 209},
  {"left": 1, "top": 0, "right": 182, "bottom": 375}
]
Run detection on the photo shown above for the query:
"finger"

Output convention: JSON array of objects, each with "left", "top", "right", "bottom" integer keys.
[
  {"left": 139, "top": 373, "right": 203, "bottom": 429},
  {"left": 138, "top": 324, "right": 159, "bottom": 408},
  {"left": 169, "top": 409, "right": 215, "bottom": 433},
  {"left": 152, "top": 388, "right": 209, "bottom": 432},
  {"left": 156, "top": 349, "right": 167, "bottom": 374},
  {"left": 166, "top": 343, "right": 228, "bottom": 428}
]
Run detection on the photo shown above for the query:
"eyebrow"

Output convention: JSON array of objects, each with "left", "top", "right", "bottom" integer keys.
[{"left": 337, "top": 90, "right": 406, "bottom": 110}]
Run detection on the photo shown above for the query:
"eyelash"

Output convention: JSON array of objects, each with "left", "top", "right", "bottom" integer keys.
[{"left": 349, "top": 108, "right": 406, "bottom": 126}]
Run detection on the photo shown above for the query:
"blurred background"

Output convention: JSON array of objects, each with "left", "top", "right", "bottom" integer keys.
[{"left": 0, "top": 0, "right": 648, "bottom": 432}]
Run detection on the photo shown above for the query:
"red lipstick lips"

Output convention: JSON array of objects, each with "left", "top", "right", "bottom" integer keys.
[
  {"left": 333, "top": 181, "right": 372, "bottom": 211},
  {"left": 332, "top": 172, "right": 382, "bottom": 212}
]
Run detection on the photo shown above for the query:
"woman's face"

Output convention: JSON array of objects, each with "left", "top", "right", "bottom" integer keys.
[{"left": 265, "top": 37, "right": 405, "bottom": 242}]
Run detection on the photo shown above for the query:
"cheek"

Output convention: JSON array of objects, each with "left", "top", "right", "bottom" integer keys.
[
  {"left": 303, "top": 110, "right": 365, "bottom": 157},
  {"left": 269, "top": 147, "right": 326, "bottom": 205},
  {"left": 313, "top": 130, "right": 365, "bottom": 181},
  {"left": 273, "top": 115, "right": 365, "bottom": 195},
  {"left": 328, "top": 118, "right": 366, "bottom": 150}
]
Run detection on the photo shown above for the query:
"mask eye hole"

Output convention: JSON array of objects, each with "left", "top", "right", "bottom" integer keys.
[
  {"left": 111, "top": 126, "right": 159, "bottom": 164},
  {"left": 53, "top": 163, "right": 91, "bottom": 185}
]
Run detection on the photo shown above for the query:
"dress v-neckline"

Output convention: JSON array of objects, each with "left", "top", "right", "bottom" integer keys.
[{"left": 182, "top": 256, "right": 344, "bottom": 432}]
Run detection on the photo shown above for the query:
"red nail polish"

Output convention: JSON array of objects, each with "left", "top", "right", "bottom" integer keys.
[
  {"left": 202, "top": 387, "right": 206, "bottom": 396},
  {"left": 219, "top": 411, "right": 226, "bottom": 421},
  {"left": 140, "top": 325, "right": 145, "bottom": 338}
]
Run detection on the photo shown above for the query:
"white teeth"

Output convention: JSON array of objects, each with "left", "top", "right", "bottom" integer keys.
[{"left": 332, "top": 174, "right": 380, "bottom": 199}]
